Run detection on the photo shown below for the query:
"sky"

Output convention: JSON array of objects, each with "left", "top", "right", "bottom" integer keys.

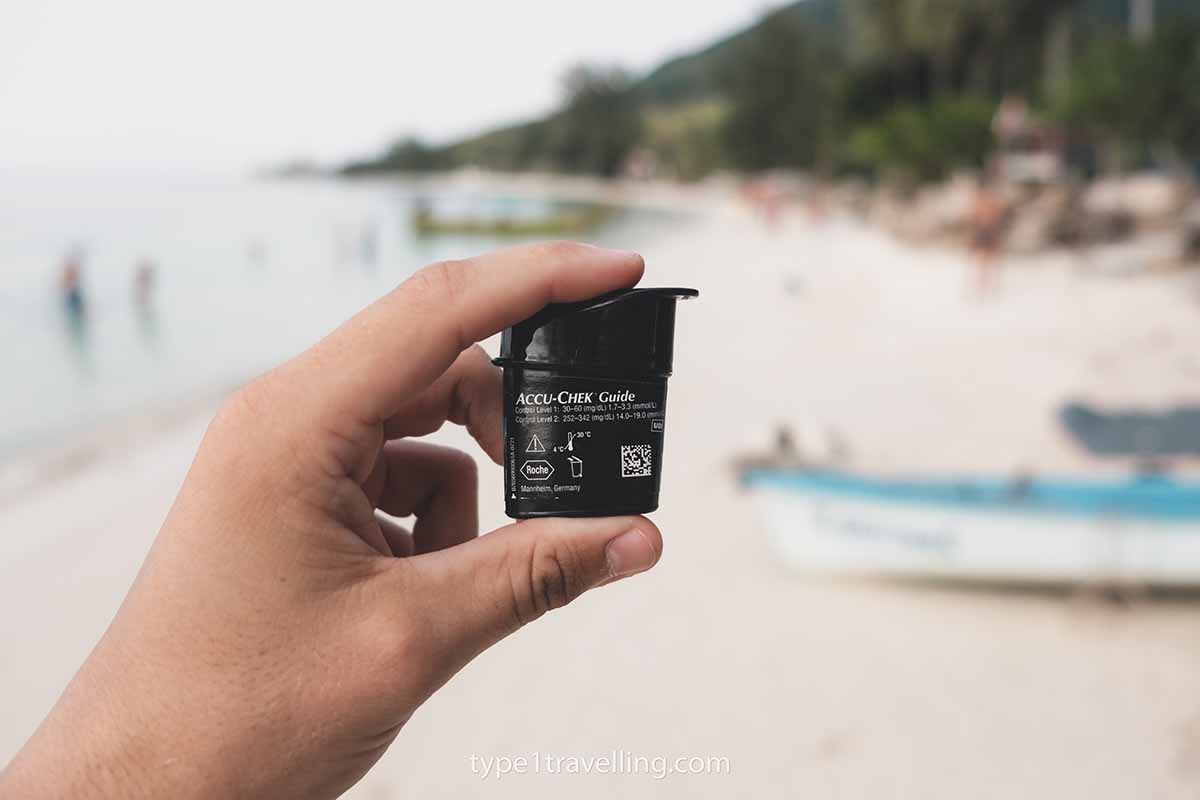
[{"left": 0, "top": 0, "right": 769, "bottom": 172}]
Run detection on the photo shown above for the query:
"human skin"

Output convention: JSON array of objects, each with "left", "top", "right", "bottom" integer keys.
[{"left": 0, "top": 243, "right": 662, "bottom": 799}]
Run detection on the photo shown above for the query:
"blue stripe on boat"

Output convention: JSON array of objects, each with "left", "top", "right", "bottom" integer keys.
[{"left": 740, "top": 469, "right": 1200, "bottom": 521}]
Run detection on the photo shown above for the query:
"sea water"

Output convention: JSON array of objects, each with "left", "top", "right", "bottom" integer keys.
[{"left": 0, "top": 169, "right": 676, "bottom": 460}]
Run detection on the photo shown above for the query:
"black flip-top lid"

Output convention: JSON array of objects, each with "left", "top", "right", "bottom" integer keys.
[{"left": 496, "top": 287, "right": 698, "bottom": 377}]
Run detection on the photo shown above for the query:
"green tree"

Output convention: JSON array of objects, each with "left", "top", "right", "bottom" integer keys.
[
  {"left": 379, "top": 138, "right": 450, "bottom": 171},
  {"left": 716, "top": 8, "right": 840, "bottom": 170},
  {"left": 644, "top": 101, "right": 728, "bottom": 181},
  {"left": 845, "top": 94, "right": 995, "bottom": 181},
  {"left": 847, "top": 0, "right": 1082, "bottom": 99},
  {"left": 541, "top": 66, "right": 643, "bottom": 176},
  {"left": 1054, "top": 24, "right": 1200, "bottom": 164}
]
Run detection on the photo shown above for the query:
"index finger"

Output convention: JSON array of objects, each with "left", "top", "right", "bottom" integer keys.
[{"left": 306, "top": 242, "right": 643, "bottom": 424}]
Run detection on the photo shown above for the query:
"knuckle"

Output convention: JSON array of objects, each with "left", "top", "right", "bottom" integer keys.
[
  {"left": 447, "top": 449, "right": 478, "bottom": 485},
  {"left": 509, "top": 538, "right": 586, "bottom": 626},
  {"left": 464, "top": 342, "right": 493, "bottom": 368},
  {"left": 408, "top": 258, "right": 470, "bottom": 308},
  {"left": 205, "top": 371, "right": 311, "bottom": 487},
  {"left": 213, "top": 375, "right": 276, "bottom": 433}
]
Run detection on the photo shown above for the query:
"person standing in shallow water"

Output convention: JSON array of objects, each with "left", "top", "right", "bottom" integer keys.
[
  {"left": 134, "top": 260, "right": 156, "bottom": 309},
  {"left": 59, "top": 253, "right": 86, "bottom": 319},
  {"left": 133, "top": 259, "right": 161, "bottom": 348},
  {"left": 57, "top": 252, "right": 90, "bottom": 362}
]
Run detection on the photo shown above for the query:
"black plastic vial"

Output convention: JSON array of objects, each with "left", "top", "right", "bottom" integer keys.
[{"left": 495, "top": 287, "right": 698, "bottom": 518}]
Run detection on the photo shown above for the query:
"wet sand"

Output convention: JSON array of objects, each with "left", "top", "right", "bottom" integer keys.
[{"left": 3, "top": 187, "right": 1200, "bottom": 797}]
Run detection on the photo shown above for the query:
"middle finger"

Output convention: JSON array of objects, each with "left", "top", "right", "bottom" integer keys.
[{"left": 370, "top": 440, "right": 480, "bottom": 555}]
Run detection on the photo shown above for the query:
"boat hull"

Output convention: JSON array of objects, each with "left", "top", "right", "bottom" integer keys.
[{"left": 746, "top": 471, "right": 1200, "bottom": 585}]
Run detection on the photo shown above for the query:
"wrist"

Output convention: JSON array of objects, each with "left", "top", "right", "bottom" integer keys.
[{"left": 2, "top": 649, "right": 233, "bottom": 799}]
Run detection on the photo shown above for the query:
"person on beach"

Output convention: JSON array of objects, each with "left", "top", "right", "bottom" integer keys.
[
  {"left": 969, "top": 174, "right": 1006, "bottom": 297},
  {"left": 0, "top": 243, "right": 662, "bottom": 799}
]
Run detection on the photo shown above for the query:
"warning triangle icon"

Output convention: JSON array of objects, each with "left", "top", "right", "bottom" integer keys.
[{"left": 525, "top": 434, "right": 546, "bottom": 453}]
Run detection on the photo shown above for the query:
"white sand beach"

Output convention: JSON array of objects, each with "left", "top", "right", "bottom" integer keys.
[{"left": 3, "top": 182, "right": 1200, "bottom": 797}]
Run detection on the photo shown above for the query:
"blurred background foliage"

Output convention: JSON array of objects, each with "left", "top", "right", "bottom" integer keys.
[
  {"left": 1053, "top": 22, "right": 1200, "bottom": 169},
  {"left": 845, "top": 95, "right": 996, "bottom": 182},
  {"left": 343, "top": 0, "right": 1200, "bottom": 183}
]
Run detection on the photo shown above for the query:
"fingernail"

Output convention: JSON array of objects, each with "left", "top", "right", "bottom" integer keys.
[{"left": 605, "top": 529, "right": 656, "bottom": 579}]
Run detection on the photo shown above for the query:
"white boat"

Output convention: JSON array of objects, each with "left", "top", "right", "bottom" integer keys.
[{"left": 741, "top": 467, "right": 1200, "bottom": 586}]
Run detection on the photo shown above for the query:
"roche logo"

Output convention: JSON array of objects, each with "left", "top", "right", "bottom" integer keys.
[{"left": 519, "top": 460, "right": 555, "bottom": 481}]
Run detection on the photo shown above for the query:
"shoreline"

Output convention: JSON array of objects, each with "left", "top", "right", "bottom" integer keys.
[
  {"left": 0, "top": 383, "right": 235, "bottom": 512},
  {"left": 6, "top": 172, "right": 1200, "bottom": 507}
]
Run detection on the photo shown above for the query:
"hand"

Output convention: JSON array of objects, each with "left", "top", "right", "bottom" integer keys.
[{"left": 0, "top": 243, "right": 663, "bottom": 799}]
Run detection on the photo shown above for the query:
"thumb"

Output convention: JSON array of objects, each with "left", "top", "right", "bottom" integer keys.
[{"left": 402, "top": 516, "right": 662, "bottom": 671}]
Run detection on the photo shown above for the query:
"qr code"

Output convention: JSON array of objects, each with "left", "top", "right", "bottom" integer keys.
[{"left": 620, "top": 444, "right": 653, "bottom": 478}]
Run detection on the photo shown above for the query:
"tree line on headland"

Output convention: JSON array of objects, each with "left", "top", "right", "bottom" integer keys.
[{"left": 342, "top": 0, "right": 1200, "bottom": 185}]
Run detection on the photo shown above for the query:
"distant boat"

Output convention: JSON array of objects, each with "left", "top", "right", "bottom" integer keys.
[
  {"left": 411, "top": 196, "right": 615, "bottom": 236},
  {"left": 739, "top": 464, "right": 1200, "bottom": 586}
]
